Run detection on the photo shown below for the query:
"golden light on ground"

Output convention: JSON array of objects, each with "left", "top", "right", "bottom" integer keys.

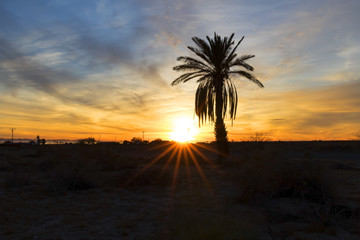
[
  {"left": 169, "top": 117, "right": 199, "bottom": 143},
  {"left": 127, "top": 142, "right": 218, "bottom": 193}
]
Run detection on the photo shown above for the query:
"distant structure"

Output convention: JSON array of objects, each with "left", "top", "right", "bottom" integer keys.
[{"left": 10, "top": 128, "right": 16, "bottom": 143}]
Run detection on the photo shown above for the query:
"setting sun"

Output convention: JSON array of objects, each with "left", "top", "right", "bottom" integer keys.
[{"left": 169, "top": 117, "right": 199, "bottom": 142}]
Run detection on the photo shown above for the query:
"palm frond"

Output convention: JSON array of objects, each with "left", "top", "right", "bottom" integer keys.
[
  {"left": 229, "top": 54, "right": 255, "bottom": 70},
  {"left": 238, "top": 54, "right": 255, "bottom": 62},
  {"left": 188, "top": 46, "right": 212, "bottom": 66},
  {"left": 225, "top": 79, "right": 238, "bottom": 123},
  {"left": 177, "top": 56, "right": 213, "bottom": 71},
  {"left": 173, "top": 64, "right": 210, "bottom": 72},
  {"left": 229, "top": 60, "right": 254, "bottom": 71},
  {"left": 171, "top": 71, "right": 208, "bottom": 86},
  {"left": 222, "top": 33, "right": 235, "bottom": 58},
  {"left": 224, "top": 36, "right": 244, "bottom": 66},
  {"left": 206, "top": 33, "right": 228, "bottom": 68},
  {"left": 222, "top": 82, "right": 228, "bottom": 119},
  {"left": 196, "top": 74, "right": 211, "bottom": 83},
  {"left": 195, "top": 81, "right": 215, "bottom": 126},
  {"left": 192, "top": 37, "right": 212, "bottom": 60},
  {"left": 223, "top": 53, "right": 237, "bottom": 68},
  {"left": 229, "top": 70, "right": 264, "bottom": 88}
]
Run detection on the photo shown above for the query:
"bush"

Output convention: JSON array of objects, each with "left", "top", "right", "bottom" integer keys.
[
  {"left": 45, "top": 158, "right": 98, "bottom": 194},
  {"left": 36, "top": 135, "right": 46, "bottom": 145},
  {"left": 125, "top": 167, "right": 172, "bottom": 187},
  {"left": 355, "top": 130, "right": 360, "bottom": 141},
  {"left": 3, "top": 140, "right": 13, "bottom": 145},
  {"left": 131, "top": 137, "right": 143, "bottom": 143},
  {"left": 77, "top": 137, "right": 96, "bottom": 145},
  {"left": 166, "top": 211, "right": 257, "bottom": 240},
  {"left": 233, "top": 155, "right": 336, "bottom": 205},
  {"left": 2, "top": 171, "right": 31, "bottom": 188}
]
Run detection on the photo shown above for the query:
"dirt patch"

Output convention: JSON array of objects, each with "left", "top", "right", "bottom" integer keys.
[{"left": 1, "top": 142, "right": 360, "bottom": 239}]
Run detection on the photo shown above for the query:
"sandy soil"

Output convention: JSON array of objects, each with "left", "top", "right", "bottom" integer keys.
[{"left": 1, "top": 142, "right": 360, "bottom": 239}]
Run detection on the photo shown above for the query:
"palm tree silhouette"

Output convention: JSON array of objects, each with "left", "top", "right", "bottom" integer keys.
[{"left": 171, "top": 33, "right": 263, "bottom": 159}]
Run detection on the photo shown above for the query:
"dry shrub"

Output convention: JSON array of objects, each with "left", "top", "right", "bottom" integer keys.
[
  {"left": 232, "top": 154, "right": 359, "bottom": 235},
  {"left": 234, "top": 154, "right": 337, "bottom": 204},
  {"left": 96, "top": 153, "right": 139, "bottom": 171},
  {"left": 0, "top": 159, "right": 12, "bottom": 171},
  {"left": 133, "top": 167, "right": 172, "bottom": 187},
  {"left": 167, "top": 214, "right": 257, "bottom": 240},
  {"left": 45, "top": 163, "right": 98, "bottom": 194},
  {"left": 1, "top": 152, "right": 36, "bottom": 188},
  {"left": 2, "top": 171, "right": 31, "bottom": 188},
  {"left": 5, "top": 152, "right": 23, "bottom": 166},
  {"left": 73, "top": 145, "right": 140, "bottom": 171},
  {"left": 111, "top": 166, "right": 173, "bottom": 188},
  {"left": 42, "top": 145, "right": 164, "bottom": 191},
  {"left": 43, "top": 149, "right": 102, "bottom": 193},
  {"left": 162, "top": 202, "right": 260, "bottom": 240}
]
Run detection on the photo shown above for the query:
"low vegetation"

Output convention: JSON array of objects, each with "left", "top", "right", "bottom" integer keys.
[
  {"left": 1, "top": 141, "right": 360, "bottom": 238},
  {"left": 355, "top": 130, "right": 360, "bottom": 141},
  {"left": 76, "top": 137, "right": 97, "bottom": 145}
]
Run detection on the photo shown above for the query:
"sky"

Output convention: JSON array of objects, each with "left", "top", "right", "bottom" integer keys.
[{"left": 0, "top": 0, "right": 359, "bottom": 142}]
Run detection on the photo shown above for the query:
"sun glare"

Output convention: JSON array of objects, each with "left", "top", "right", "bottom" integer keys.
[{"left": 169, "top": 117, "right": 199, "bottom": 143}]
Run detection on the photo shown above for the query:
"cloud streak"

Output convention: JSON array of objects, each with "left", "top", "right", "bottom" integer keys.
[{"left": 0, "top": 0, "right": 359, "bottom": 141}]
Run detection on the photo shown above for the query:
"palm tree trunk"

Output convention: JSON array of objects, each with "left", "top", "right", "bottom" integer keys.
[
  {"left": 215, "top": 81, "right": 229, "bottom": 162},
  {"left": 215, "top": 118, "right": 228, "bottom": 159}
]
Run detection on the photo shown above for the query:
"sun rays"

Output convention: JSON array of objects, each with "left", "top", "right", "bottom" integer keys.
[{"left": 126, "top": 142, "right": 220, "bottom": 193}]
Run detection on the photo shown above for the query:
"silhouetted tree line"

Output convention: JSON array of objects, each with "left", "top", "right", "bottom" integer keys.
[{"left": 77, "top": 137, "right": 96, "bottom": 145}]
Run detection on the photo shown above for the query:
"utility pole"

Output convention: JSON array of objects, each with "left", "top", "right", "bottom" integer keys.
[
  {"left": 10, "top": 128, "right": 16, "bottom": 143},
  {"left": 142, "top": 131, "right": 145, "bottom": 141}
]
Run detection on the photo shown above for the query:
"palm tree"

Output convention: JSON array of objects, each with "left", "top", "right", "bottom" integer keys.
[{"left": 171, "top": 33, "right": 263, "bottom": 159}]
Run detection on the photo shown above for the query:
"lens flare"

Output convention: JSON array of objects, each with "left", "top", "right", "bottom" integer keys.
[{"left": 169, "top": 117, "right": 199, "bottom": 142}]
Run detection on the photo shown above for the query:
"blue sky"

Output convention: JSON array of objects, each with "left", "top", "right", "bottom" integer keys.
[{"left": 0, "top": 0, "right": 359, "bottom": 141}]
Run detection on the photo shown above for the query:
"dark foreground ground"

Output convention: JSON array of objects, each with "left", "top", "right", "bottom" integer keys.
[{"left": 1, "top": 141, "right": 360, "bottom": 239}]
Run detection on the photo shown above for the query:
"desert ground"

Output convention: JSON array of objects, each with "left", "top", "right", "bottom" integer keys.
[{"left": 1, "top": 141, "right": 360, "bottom": 240}]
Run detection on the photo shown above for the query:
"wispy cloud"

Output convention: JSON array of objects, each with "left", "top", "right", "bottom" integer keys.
[
  {"left": 236, "top": 79, "right": 360, "bottom": 140},
  {"left": 0, "top": 0, "right": 359, "bottom": 140}
]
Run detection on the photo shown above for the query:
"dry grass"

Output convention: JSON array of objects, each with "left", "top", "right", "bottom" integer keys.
[
  {"left": 230, "top": 147, "right": 339, "bottom": 205},
  {"left": 0, "top": 144, "right": 175, "bottom": 193},
  {"left": 1, "top": 141, "right": 360, "bottom": 239},
  {"left": 166, "top": 211, "right": 259, "bottom": 240},
  {"left": 225, "top": 143, "right": 360, "bottom": 238}
]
